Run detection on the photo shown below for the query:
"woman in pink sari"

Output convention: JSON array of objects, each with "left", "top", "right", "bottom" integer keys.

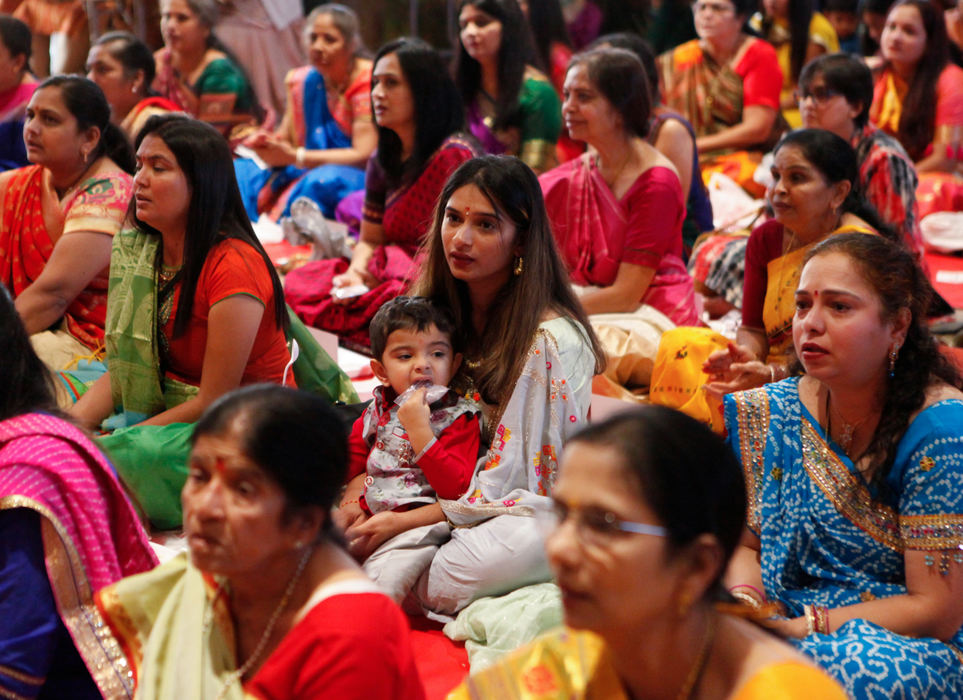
[
  {"left": 0, "top": 286, "right": 157, "bottom": 700},
  {"left": 540, "top": 47, "right": 698, "bottom": 327}
]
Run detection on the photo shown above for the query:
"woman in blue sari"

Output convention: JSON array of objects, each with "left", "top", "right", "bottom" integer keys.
[
  {"left": 234, "top": 4, "right": 376, "bottom": 220},
  {"left": 725, "top": 233, "right": 963, "bottom": 699}
]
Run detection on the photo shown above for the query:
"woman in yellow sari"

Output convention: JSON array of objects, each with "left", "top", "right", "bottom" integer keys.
[
  {"left": 701, "top": 129, "right": 896, "bottom": 397},
  {"left": 450, "top": 407, "right": 845, "bottom": 699}
]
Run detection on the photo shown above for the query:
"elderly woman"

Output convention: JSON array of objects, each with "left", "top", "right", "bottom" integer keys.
[
  {"left": 86, "top": 31, "right": 180, "bottom": 142},
  {"left": 235, "top": 3, "right": 376, "bottom": 221},
  {"left": 0, "top": 286, "right": 157, "bottom": 700},
  {"left": 409, "top": 155, "right": 606, "bottom": 615},
  {"left": 455, "top": 0, "right": 562, "bottom": 174},
  {"left": 798, "top": 52, "right": 922, "bottom": 257},
  {"left": 0, "top": 15, "right": 36, "bottom": 170},
  {"left": 0, "top": 76, "right": 133, "bottom": 370},
  {"left": 658, "top": 0, "right": 785, "bottom": 195},
  {"left": 153, "top": 0, "right": 262, "bottom": 135},
  {"left": 452, "top": 407, "right": 846, "bottom": 698},
  {"left": 96, "top": 385, "right": 426, "bottom": 699},
  {"left": 284, "top": 38, "right": 478, "bottom": 348},
  {"left": 725, "top": 233, "right": 963, "bottom": 698},
  {"left": 541, "top": 47, "right": 698, "bottom": 327}
]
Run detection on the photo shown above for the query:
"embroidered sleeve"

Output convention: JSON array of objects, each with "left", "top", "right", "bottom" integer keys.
[
  {"left": 897, "top": 414, "right": 963, "bottom": 551},
  {"left": 725, "top": 389, "right": 771, "bottom": 535}
]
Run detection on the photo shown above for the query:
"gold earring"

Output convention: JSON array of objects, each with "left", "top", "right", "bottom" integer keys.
[
  {"left": 513, "top": 255, "right": 524, "bottom": 276},
  {"left": 676, "top": 591, "right": 692, "bottom": 617}
]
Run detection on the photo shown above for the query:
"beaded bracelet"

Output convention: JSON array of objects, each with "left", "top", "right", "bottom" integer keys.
[{"left": 339, "top": 498, "right": 358, "bottom": 508}]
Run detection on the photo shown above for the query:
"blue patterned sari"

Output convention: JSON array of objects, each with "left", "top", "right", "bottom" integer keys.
[
  {"left": 235, "top": 66, "right": 366, "bottom": 220},
  {"left": 725, "top": 378, "right": 963, "bottom": 700}
]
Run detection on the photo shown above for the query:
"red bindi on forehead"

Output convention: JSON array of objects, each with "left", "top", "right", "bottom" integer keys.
[{"left": 214, "top": 456, "right": 228, "bottom": 475}]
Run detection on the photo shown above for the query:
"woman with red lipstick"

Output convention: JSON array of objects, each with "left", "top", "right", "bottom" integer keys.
[
  {"left": 284, "top": 38, "right": 477, "bottom": 349},
  {"left": 97, "top": 385, "right": 426, "bottom": 700},
  {"left": 0, "top": 75, "right": 133, "bottom": 371},
  {"left": 153, "top": 0, "right": 262, "bottom": 137},
  {"left": 234, "top": 4, "right": 376, "bottom": 221},
  {"left": 725, "top": 234, "right": 963, "bottom": 698},
  {"left": 452, "top": 407, "right": 846, "bottom": 698},
  {"left": 410, "top": 155, "right": 605, "bottom": 615},
  {"left": 702, "top": 129, "right": 895, "bottom": 397}
]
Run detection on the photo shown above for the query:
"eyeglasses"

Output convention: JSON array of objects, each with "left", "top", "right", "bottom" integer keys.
[
  {"left": 691, "top": 1, "right": 736, "bottom": 14},
  {"left": 537, "top": 499, "right": 668, "bottom": 547},
  {"left": 794, "top": 85, "right": 841, "bottom": 105}
]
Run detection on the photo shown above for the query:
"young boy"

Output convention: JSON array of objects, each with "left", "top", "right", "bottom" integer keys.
[
  {"left": 824, "top": 0, "right": 862, "bottom": 53},
  {"left": 336, "top": 296, "right": 481, "bottom": 603}
]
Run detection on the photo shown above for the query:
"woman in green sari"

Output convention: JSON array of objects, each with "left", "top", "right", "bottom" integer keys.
[{"left": 70, "top": 115, "right": 354, "bottom": 528}]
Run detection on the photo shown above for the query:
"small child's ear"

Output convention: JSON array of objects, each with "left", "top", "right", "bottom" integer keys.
[
  {"left": 370, "top": 359, "right": 392, "bottom": 387},
  {"left": 452, "top": 353, "right": 463, "bottom": 375}
]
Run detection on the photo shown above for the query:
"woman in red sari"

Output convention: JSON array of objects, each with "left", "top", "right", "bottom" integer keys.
[
  {"left": 284, "top": 38, "right": 478, "bottom": 348},
  {"left": 0, "top": 76, "right": 133, "bottom": 370}
]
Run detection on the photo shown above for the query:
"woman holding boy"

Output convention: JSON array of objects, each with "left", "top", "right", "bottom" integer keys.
[{"left": 411, "top": 155, "right": 606, "bottom": 615}]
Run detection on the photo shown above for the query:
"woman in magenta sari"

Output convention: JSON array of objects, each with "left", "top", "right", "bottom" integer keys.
[
  {"left": 285, "top": 38, "right": 477, "bottom": 348},
  {"left": 0, "top": 286, "right": 157, "bottom": 700},
  {"left": 541, "top": 48, "right": 698, "bottom": 327}
]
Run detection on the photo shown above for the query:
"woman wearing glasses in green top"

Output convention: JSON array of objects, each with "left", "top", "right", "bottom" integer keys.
[{"left": 450, "top": 406, "right": 845, "bottom": 699}]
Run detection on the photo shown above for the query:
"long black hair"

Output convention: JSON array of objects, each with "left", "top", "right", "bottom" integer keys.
[
  {"left": 882, "top": 0, "right": 948, "bottom": 161},
  {"left": 759, "top": 0, "right": 814, "bottom": 87},
  {"left": 412, "top": 155, "right": 605, "bottom": 404},
  {"left": 525, "top": 0, "right": 572, "bottom": 75},
  {"left": 0, "top": 286, "right": 57, "bottom": 421},
  {"left": 37, "top": 76, "right": 135, "bottom": 174},
  {"left": 373, "top": 38, "right": 466, "bottom": 187},
  {"left": 133, "top": 114, "right": 287, "bottom": 338},
  {"left": 453, "top": 0, "right": 537, "bottom": 131}
]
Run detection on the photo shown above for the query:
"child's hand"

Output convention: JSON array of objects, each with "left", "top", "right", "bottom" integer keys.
[
  {"left": 333, "top": 499, "right": 367, "bottom": 533},
  {"left": 345, "top": 511, "right": 404, "bottom": 560},
  {"left": 397, "top": 387, "right": 430, "bottom": 431}
]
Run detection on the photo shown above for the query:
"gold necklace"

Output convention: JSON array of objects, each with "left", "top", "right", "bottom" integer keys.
[
  {"left": 212, "top": 545, "right": 313, "bottom": 700},
  {"left": 676, "top": 613, "right": 717, "bottom": 700}
]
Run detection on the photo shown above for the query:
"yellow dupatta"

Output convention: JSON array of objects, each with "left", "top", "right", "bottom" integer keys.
[{"left": 762, "top": 224, "right": 875, "bottom": 363}]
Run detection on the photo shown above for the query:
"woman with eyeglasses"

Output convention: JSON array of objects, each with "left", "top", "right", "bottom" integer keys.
[
  {"left": 658, "top": 0, "right": 786, "bottom": 196},
  {"left": 450, "top": 407, "right": 846, "bottom": 698},
  {"left": 798, "top": 52, "right": 923, "bottom": 259}
]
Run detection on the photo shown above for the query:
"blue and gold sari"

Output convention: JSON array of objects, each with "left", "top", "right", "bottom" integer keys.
[{"left": 725, "top": 379, "right": 963, "bottom": 699}]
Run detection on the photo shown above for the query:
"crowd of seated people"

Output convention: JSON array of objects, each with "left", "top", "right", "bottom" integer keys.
[{"left": 2, "top": 1, "right": 963, "bottom": 698}]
